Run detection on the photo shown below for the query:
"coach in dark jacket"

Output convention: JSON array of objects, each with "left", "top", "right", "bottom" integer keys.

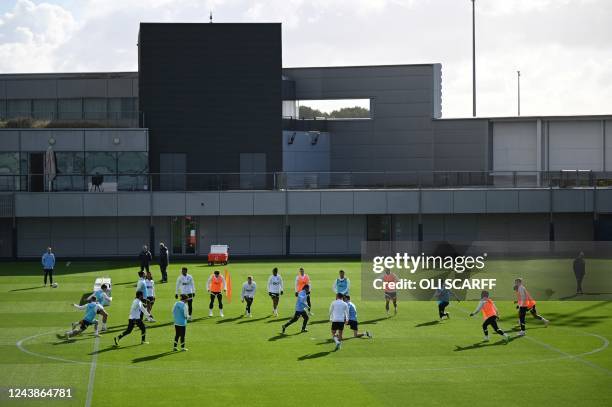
[
  {"left": 139, "top": 245, "right": 152, "bottom": 273},
  {"left": 159, "top": 242, "right": 169, "bottom": 283},
  {"left": 573, "top": 252, "right": 585, "bottom": 295}
]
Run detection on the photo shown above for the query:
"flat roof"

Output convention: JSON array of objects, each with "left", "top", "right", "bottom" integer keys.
[
  {"left": 0, "top": 72, "right": 138, "bottom": 80},
  {"left": 436, "top": 114, "right": 612, "bottom": 121}
]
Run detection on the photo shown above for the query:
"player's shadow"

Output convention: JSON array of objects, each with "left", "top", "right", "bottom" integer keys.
[
  {"left": 132, "top": 351, "right": 178, "bottom": 363},
  {"left": 268, "top": 332, "right": 303, "bottom": 341},
  {"left": 113, "top": 281, "right": 137, "bottom": 286},
  {"left": 238, "top": 315, "right": 271, "bottom": 324},
  {"left": 361, "top": 317, "right": 389, "bottom": 325},
  {"left": 454, "top": 337, "right": 517, "bottom": 351},
  {"left": 297, "top": 350, "right": 336, "bottom": 361},
  {"left": 89, "top": 343, "right": 141, "bottom": 355},
  {"left": 216, "top": 315, "right": 244, "bottom": 324},
  {"left": 415, "top": 320, "right": 440, "bottom": 328},
  {"left": 560, "top": 292, "right": 612, "bottom": 300},
  {"left": 9, "top": 285, "right": 45, "bottom": 292},
  {"left": 309, "top": 319, "right": 328, "bottom": 325},
  {"left": 266, "top": 317, "right": 290, "bottom": 323},
  {"left": 316, "top": 337, "right": 357, "bottom": 345}
]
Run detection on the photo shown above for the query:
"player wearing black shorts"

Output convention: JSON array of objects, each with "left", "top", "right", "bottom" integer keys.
[
  {"left": 344, "top": 295, "right": 372, "bottom": 338},
  {"left": 329, "top": 293, "right": 349, "bottom": 350}
]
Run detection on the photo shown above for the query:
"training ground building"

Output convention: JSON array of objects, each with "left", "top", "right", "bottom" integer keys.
[{"left": 0, "top": 23, "right": 611, "bottom": 259}]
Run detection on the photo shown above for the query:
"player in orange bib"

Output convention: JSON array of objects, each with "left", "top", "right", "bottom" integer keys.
[
  {"left": 469, "top": 291, "right": 509, "bottom": 343},
  {"left": 383, "top": 269, "right": 399, "bottom": 315},
  {"left": 207, "top": 270, "right": 227, "bottom": 318},
  {"left": 295, "top": 268, "right": 312, "bottom": 313},
  {"left": 514, "top": 278, "right": 549, "bottom": 337}
]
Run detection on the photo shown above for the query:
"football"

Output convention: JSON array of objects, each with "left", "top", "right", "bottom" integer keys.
[{"left": 51, "top": 283, "right": 58, "bottom": 288}]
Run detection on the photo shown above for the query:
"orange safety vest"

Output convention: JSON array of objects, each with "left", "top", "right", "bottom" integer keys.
[
  {"left": 296, "top": 274, "right": 310, "bottom": 291},
  {"left": 383, "top": 273, "right": 398, "bottom": 293},
  {"left": 517, "top": 286, "right": 536, "bottom": 308},
  {"left": 209, "top": 275, "right": 224, "bottom": 292},
  {"left": 481, "top": 298, "right": 497, "bottom": 320}
]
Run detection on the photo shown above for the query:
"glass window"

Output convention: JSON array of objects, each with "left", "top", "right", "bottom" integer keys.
[
  {"left": 109, "top": 97, "right": 137, "bottom": 120},
  {"left": 56, "top": 152, "right": 84, "bottom": 174},
  {"left": 0, "top": 100, "right": 6, "bottom": 120},
  {"left": 32, "top": 99, "right": 57, "bottom": 121},
  {"left": 58, "top": 98, "right": 83, "bottom": 120},
  {"left": 118, "top": 152, "right": 148, "bottom": 191},
  {"left": 86, "top": 152, "right": 117, "bottom": 175},
  {"left": 0, "top": 152, "right": 19, "bottom": 191},
  {"left": 7, "top": 99, "right": 31, "bottom": 118},
  {"left": 84, "top": 98, "right": 107, "bottom": 120}
]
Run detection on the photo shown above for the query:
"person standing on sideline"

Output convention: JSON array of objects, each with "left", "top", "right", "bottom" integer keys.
[
  {"left": 241, "top": 276, "right": 257, "bottom": 317},
  {"left": 267, "top": 267, "right": 284, "bottom": 316},
  {"left": 113, "top": 291, "right": 151, "bottom": 346},
  {"left": 159, "top": 242, "right": 169, "bottom": 283},
  {"left": 573, "top": 252, "right": 586, "bottom": 295},
  {"left": 172, "top": 294, "right": 190, "bottom": 351},
  {"left": 139, "top": 245, "right": 152, "bottom": 273},
  {"left": 329, "top": 293, "right": 349, "bottom": 351},
  {"left": 207, "top": 270, "right": 227, "bottom": 317},
  {"left": 42, "top": 247, "right": 55, "bottom": 286},
  {"left": 175, "top": 267, "right": 196, "bottom": 319},
  {"left": 282, "top": 284, "right": 310, "bottom": 334},
  {"left": 332, "top": 270, "right": 350, "bottom": 296},
  {"left": 295, "top": 267, "right": 312, "bottom": 312}
]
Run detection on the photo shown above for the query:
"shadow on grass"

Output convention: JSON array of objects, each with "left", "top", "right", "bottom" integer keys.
[
  {"left": 9, "top": 286, "right": 45, "bottom": 292},
  {"left": 89, "top": 343, "right": 141, "bottom": 355},
  {"left": 216, "top": 315, "right": 244, "bottom": 324},
  {"left": 238, "top": 315, "right": 271, "bottom": 324},
  {"left": 268, "top": 331, "right": 305, "bottom": 341},
  {"left": 266, "top": 317, "right": 290, "bottom": 323},
  {"left": 361, "top": 317, "right": 390, "bottom": 325},
  {"left": 316, "top": 337, "right": 357, "bottom": 346},
  {"left": 415, "top": 320, "right": 440, "bottom": 328},
  {"left": 132, "top": 351, "right": 179, "bottom": 363},
  {"left": 454, "top": 336, "right": 517, "bottom": 351},
  {"left": 309, "top": 319, "right": 328, "bottom": 325},
  {"left": 297, "top": 350, "right": 336, "bottom": 361}
]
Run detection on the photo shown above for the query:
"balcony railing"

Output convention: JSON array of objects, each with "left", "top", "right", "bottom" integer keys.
[
  {"left": 1, "top": 170, "right": 611, "bottom": 192},
  {"left": 0, "top": 111, "right": 142, "bottom": 128}
]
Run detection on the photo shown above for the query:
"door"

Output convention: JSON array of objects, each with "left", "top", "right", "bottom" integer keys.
[
  {"left": 29, "top": 153, "right": 44, "bottom": 192},
  {"left": 171, "top": 216, "right": 198, "bottom": 255}
]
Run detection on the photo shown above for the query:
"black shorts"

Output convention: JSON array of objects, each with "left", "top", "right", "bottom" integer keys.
[
  {"left": 268, "top": 292, "right": 280, "bottom": 298},
  {"left": 80, "top": 320, "right": 94, "bottom": 330},
  {"left": 385, "top": 291, "right": 397, "bottom": 299},
  {"left": 147, "top": 296, "right": 155, "bottom": 304},
  {"left": 331, "top": 321, "right": 345, "bottom": 331},
  {"left": 348, "top": 320, "right": 358, "bottom": 331}
]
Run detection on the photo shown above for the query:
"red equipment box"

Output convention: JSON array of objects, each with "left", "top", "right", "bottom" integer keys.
[{"left": 208, "top": 244, "right": 229, "bottom": 266}]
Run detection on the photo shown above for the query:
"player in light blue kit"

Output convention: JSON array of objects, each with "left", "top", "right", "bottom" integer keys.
[
  {"left": 87, "top": 283, "right": 112, "bottom": 331},
  {"left": 173, "top": 294, "right": 190, "bottom": 351},
  {"left": 59, "top": 296, "right": 107, "bottom": 339},
  {"left": 332, "top": 270, "right": 351, "bottom": 296},
  {"left": 282, "top": 284, "right": 310, "bottom": 334},
  {"left": 343, "top": 295, "right": 372, "bottom": 339}
]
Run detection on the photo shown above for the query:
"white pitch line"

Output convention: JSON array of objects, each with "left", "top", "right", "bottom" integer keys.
[
  {"left": 85, "top": 336, "right": 100, "bottom": 407},
  {"left": 525, "top": 334, "right": 612, "bottom": 376}
]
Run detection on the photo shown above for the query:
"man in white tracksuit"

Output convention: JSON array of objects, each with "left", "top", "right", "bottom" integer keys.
[
  {"left": 241, "top": 276, "right": 257, "bottom": 317},
  {"left": 329, "top": 293, "right": 349, "bottom": 351}
]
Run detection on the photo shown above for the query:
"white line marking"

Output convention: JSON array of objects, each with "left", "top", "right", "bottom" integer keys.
[
  {"left": 85, "top": 336, "right": 100, "bottom": 407},
  {"left": 526, "top": 333, "right": 611, "bottom": 375}
]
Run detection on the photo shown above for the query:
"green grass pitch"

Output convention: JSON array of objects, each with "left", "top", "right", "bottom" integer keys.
[{"left": 1, "top": 259, "right": 611, "bottom": 407}]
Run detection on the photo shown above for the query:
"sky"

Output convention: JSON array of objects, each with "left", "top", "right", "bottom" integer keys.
[{"left": 0, "top": 0, "right": 610, "bottom": 118}]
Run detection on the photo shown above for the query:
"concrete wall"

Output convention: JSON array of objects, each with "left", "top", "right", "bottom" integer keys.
[
  {"left": 548, "top": 120, "right": 603, "bottom": 171},
  {"left": 0, "top": 72, "right": 138, "bottom": 100},
  {"left": 284, "top": 65, "right": 441, "bottom": 172},
  {"left": 493, "top": 121, "right": 537, "bottom": 171},
  {"left": 13, "top": 188, "right": 612, "bottom": 218},
  {"left": 0, "top": 128, "right": 148, "bottom": 152}
]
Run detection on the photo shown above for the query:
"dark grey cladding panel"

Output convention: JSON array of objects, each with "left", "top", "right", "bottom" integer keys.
[
  {"left": 433, "top": 119, "right": 489, "bottom": 171},
  {"left": 6, "top": 79, "right": 57, "bottom": 99},
  {"left": 283, "top": 64, "right": 439, "bottom": 172},
  {"left": 139, "top": 23, "right": 282, "bottom": 177}
]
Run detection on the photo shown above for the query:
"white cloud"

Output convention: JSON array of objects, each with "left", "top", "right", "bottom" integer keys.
[
  {"left": 0, "top": 0, "right": 610, "bottom": 116},
  {"left": 0, "top": 0, "right": 76, "bottom": 72}
]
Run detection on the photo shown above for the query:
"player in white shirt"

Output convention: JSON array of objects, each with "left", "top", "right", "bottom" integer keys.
[
  {"left": 113, "top": 291, "right": 151, "bottom": 346},
  {"left": 241, "top": 276, "right": 257, "bottom": 317},
  {"left": 267, "top": 267, "right": 284, "bottom": 316},
  {"left": 175, "top": 267, "right": 196, "bottom": 319},
  {"left": 329, "top": 293, "right": 350, "bottom": 351},
  {"left": 145, "top": 271, "right": 157, "bottom": 322}
]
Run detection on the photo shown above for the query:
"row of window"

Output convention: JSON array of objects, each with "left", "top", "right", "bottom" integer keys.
[
  {"left": 0, "top": 98, "right": 138, "bottom": 121},
  {"left": 0, "top": 151, "right": 148, "bottom": 191}
]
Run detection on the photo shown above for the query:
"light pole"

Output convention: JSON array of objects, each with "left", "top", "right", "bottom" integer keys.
[
  {"left": 471, "top": 0, "right": 476, "bottom": 117},
  {"left": 517, "top": 70, "right": 521, "bottom": 116}
]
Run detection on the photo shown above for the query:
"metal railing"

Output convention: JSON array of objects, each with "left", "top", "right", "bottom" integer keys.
[
  {"left": 0, "top": 111, "right": 142, "bottom": 127},
  {"left": 1, "top": 170, "right": 611, "bottom": 193}
]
